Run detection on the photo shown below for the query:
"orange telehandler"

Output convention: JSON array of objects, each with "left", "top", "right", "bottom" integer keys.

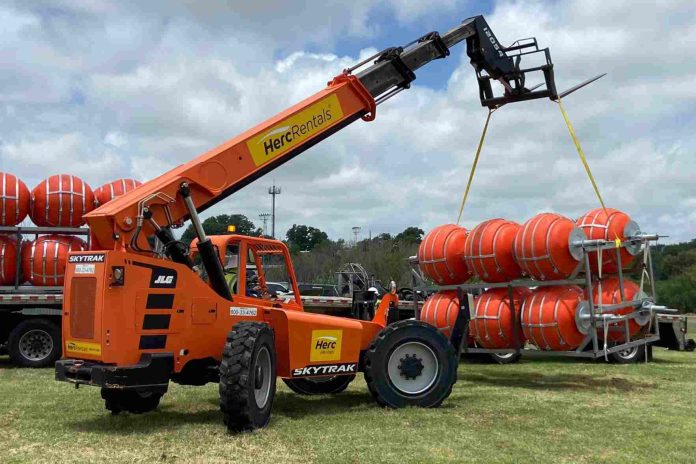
[{"left": 56, "top": 15, "right": 561, "bottom": 431}]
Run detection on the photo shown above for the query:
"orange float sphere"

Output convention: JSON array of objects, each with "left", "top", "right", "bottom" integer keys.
[
  {"left": 521, "top": 285, "right": 586, "bottom": 350},
  {"left": 0, "top": 235, "right": 18, "bottom": 285},
  {"left": 22, "top": 235, "right": 87, "bottom": 286},
  {"left": 94, "top": 178, "right": 142, "bottom": 206},
  {"left": 0, "top": 172, "right": 30, "bottom": 226},
  {"left": 576, "top": 208, "right": 641, "bottom": 273},
  {"left": 470, "top": 287, "right": 531, "bottom": 349},
  {"left": 418, "top": 224, "right": 472, "bottom": 285},
  {"left": 592, "top": 277, "right": 645, "bottom": 341},
  {"left": 464, "top": 218, "right": 522, "bottom": 282},
  {"left": 420, "top": 292, "right": 474, "bottom": 346},
  {"left": 30, "top": 175, "right": 95, "bottom": 227},
  {"left": 513, "top": 213, "right": 584, "bottom": 281}
]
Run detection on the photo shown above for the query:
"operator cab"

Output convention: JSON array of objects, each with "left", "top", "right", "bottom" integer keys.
[{"left": 189, "top": 235, "right": 302, "bottom": 308}]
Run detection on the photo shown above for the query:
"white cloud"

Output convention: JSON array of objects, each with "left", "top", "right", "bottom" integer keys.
[{"left": 0, "top": 0, "right": 695, "bottom": 244}]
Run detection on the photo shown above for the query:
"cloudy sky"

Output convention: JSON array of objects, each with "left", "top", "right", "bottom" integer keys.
[{"left": 1, "top": 0, "right": 695, "bottom": 243}]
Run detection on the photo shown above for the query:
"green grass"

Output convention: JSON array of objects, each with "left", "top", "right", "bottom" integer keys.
[{"left": 1, "top": 350, "right": 695, "bottom": 464}]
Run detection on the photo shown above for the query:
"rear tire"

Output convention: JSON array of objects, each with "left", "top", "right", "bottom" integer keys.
[
  {"left": 8, "top": 318, "right": 61, "bottom": 368},
  {"left": 364, "top": 320, "right": 457, "bottom": 408},
  {"left": 101, "top": 388, "right": 165, "bottom": 414},
  {"left": 283, "top": 375, "right": 355, "bottom": 395},
  {"left": 219, "top": 322, "right": 276, "bottom": 432},
  {"left": 609, "top": 345, "right": 647, "bottom": 364}
]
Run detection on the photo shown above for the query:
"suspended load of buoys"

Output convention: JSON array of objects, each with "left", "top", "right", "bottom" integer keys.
[
  {"left": 0, "top": 172, "right": 30, "bottom": 226},
  {"left": 464, "top": 218, "right": 522, "bottom": 282},
  {"left": 592, "top": 277, "right": 648, "bottom": 341},
  {"left": 418, "top": 224, "right": 471, "bottom": 285},
  {"left": 576, "top": 208, "right": 641, "bottom": 273},
  {"left": 520, "top": 285, "right": 587, "bottom": 351},
  {"left": 513, "top": 213, "right": 585, "bottom": 281},
  {"left": 30, "top": 174, "right": 95, "bottom": 227},
  {"left": 22, "top": 235, "right": 87, "bottom": 286},
  {"left": 0, "top": 235, "right": 18, "bottom": 285},
  {"left": 470, "top": 287, "right": 531, "bottom": 349},
  {"left": 94, "top": 178, "right": 142, "bottom": 206}
]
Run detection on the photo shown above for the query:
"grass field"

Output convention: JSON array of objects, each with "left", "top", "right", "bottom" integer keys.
[{"left": 1, "top": 349, "right": 695, "bottom": 464}]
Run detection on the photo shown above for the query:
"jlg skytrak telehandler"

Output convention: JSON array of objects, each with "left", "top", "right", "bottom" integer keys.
[{"left": 56, "top": 15, "right": 561, "bottom": 431}]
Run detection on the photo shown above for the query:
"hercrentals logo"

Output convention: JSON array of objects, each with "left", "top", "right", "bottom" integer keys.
[
  {"left": 292, "top": 363, "right": 357, "bottom": 378},
  {"left": 66, "top": 340, "right": 102, "bottom": 356},
  {"left": 310, "top": 329, "right": 342, "bottom": 362},
  {"left": 247, "top": 94, "right": 344, "bottom": 166}
]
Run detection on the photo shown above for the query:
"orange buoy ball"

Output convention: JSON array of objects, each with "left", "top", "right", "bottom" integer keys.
[
  {"left": 30, "top": 175, "right": 95, "bottom": 227},
  {"left": 0, "top": 172, "right": 30, "bottom": 226},
  {"left": 419, "top": 292, "right": 475, "bottom": 346},
  {"left": 521, "top": 285, "right": 586, "bottom": 350},
  {"left": 418, "top": 224, "right": 472, "bottom": 285},
  {"left": 576, "top": 208, "right": 641, "bottom": 274},
  {"left": 592, "top": 277, "right": 646, "bottom": 341},
  {"left": 0, "top": 235, "right": 18, "bottom": 285},
  {"left": 470, "top": 287, "right": 531, "bottom": 349},
  {"left": 22, "top": 235, "right": 87, "bottom": 286},
  {"left": 94, "top": 178, "right": 142, "bottom": 206},
  {"left": 513, "top": 213, "right": 585, "bottom": 281},
  {"left": 464, "top": 218, "right": 522, "bottom": 283}
]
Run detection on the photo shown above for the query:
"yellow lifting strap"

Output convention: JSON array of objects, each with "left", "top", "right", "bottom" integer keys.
[
  {"left": 556, "top": 96, "right": 607, "bottom": 212},
  {"left": 456, "top": 107, "right": 496, "bottom": 225}
]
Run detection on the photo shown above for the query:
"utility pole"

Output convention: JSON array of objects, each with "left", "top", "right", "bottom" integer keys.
[
  {"left": 259, "top": 213, "right": 271, "bottom": 237},
  {"left": 268, "top": 184, "right": 281, "bottom": 238}
]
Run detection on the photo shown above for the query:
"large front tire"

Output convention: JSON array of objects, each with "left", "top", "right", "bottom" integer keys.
[
  {"left": 283, "top": 375, "right": 355, "bottom": 395},
  {"left": 219, "top": 322, "right": 276, "bottom": 432},
  {"left": 364, "top": 320, "right": 457, "bottom": 408}
]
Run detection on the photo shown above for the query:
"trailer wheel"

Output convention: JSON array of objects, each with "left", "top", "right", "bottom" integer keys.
[
  {"left": 488, "top": 352, "right": 522, "bottom": 364},
  {"left": 101, "top": 388, "right": 165, "bottom": 414},
  {"left": 608, "top": 345, "right": 647, "bottom": 364},
  {"left": 364, "top": 320, "right": 457, "bottom": 408},
  {"left": 219, "top": 322, "right": 276, "bottom": 432},
  {"left": 282, "top": 375, "right": 355, "bottom": 395},
  {"left": 8, "top": 318, "right": 61, "bottom": 368}
]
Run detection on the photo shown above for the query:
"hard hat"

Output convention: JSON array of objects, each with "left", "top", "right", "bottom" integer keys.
[{"left": 368, "top": 287, "right": 379, "bottom": 294}]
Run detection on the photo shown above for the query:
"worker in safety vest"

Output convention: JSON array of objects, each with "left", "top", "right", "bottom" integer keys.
[{"left": 223, "top": 245, "right": 239, "bottom": 294}]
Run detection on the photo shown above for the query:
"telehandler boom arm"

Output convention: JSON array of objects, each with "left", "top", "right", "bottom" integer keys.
[{"left": 86, "top": 15, "right": 558, "bottom": 295}]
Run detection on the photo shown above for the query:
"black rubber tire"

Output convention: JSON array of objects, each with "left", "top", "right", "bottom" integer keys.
[
  {"left": 488, "top": 352, "right": 522, "bottom": 365},
  {"left": 364, "top": 320, "right": 457, "bottom": 408},
  {"left": 8, "top": 318, "right": 61, "bottom": 368},
  {"left": 101, "top": 388, "right": 165, "bottom": 414},
  {"left": 219, "top": 322, "right": 276, "bottom": 432},
  {"left": 282, "top": 375, "right": 355, "bottom": 395},
  {"left": 608, "top": 345, "right": 647, "bottom": 364}
]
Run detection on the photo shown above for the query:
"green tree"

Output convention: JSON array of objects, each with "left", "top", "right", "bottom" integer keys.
[
  {"left": 395, "top": 226, "right": 424, "bottom": 244},
  {"left": 286, "top": 224, "right": 329, "bottom": 252},
  {"left": 181, "top": 214, "right": 261, "bottom": 243}
]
